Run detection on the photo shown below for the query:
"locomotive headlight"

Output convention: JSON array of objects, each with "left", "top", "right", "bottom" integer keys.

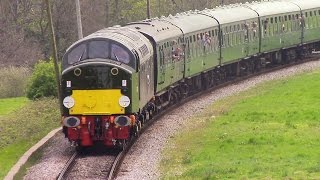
[
  {"left": 119, "top": 96, "right": 130, "bottom": 108},
  {"left": 63, "top": 96, "right": 75, "bottom": 109},
  {"left": 114, "top": 116, "right": 131, "bottom": 127},
  {"left": 63, "top": 116, "right": 80, "bottom": 127}
]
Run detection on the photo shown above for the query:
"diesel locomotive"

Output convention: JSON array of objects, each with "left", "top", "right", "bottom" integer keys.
[{"left": 61, "top": 0, "right": 320, "bottom": 149}]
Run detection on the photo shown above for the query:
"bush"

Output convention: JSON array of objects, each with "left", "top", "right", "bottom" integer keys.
[
  {"left": 0, "top": 66, "right": 31, "bottom": 98},
  {"left": 26, "top": 60, "right": 58, "bottom": 100}
]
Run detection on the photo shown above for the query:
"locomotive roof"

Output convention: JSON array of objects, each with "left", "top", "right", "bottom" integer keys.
[
  {"left": 244, "top": 1, "right": 301, "bottom": 16},
  {"left": 65, "top": 26, "right": 153, "bottom": 64},
  {"left": 162, "top": 12, "right": 218, "bottom": 34},
  {"left": 199, "top": 5, "right": 258, "bottom": 24},
  {"left": 125, "top": 19, "right": 182, "bottom": 42},
  {"left": 284, "top": 0, "right": 320, "bottom": 11}
]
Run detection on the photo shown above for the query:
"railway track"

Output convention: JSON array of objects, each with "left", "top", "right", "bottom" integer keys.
[
  {"left": 56, "top": 54, "right": 319, "bottom": 180},
  {"left": 56, "top": 146, "right": 122, "bottom": 180}
]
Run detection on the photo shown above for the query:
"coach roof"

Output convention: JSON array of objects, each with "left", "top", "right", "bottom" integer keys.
[
  {"left": 244, "top": 1, "right": 301, "bottom": 16},
  {"left": 126, "top": 19, "right": 182, "bottom": 42},
  {"left": 200, "top": 4, "right": 258, "bottom": 24},
  {"left": 284, "top": 0, "right": 320, "bottom": 11},
  {"left": 162, "top": 12, "right": 218, "bottom": 34}
]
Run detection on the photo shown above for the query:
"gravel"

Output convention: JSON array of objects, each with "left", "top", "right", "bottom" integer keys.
[
  {"left": 23, "top": 132, "right": 74, "bottom": 180},
  {"left": 65, "top": 154, "right": 116, "bottom": 179},
  {"left": 23, "top": 60, "right": 320, "bottom": 180}
]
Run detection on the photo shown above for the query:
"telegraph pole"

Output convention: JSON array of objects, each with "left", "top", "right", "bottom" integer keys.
[
  {"left": 45, "top": 0, "right": 63, "bottom": 115},
  {"left": 75, "top": 0, "right": 83, "bottom": 39},
  {"left": 147, "top": 0, "right": 151, "bottom": 19}
]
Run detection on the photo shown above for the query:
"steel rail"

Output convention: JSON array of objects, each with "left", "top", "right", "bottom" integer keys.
[{"left": 56, "top": 151, "right": 78, "bottom": 180}]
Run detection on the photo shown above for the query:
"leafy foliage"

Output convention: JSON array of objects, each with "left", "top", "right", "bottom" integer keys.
[
  {"left": 0, "top": 66, "right": 31, "bottom": 98},
  {"left": 26, "top": 60, "right": 58, "bottom": 100}
]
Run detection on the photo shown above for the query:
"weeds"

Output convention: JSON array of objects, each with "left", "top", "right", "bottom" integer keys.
[{"left": 0, "top": 66, "right": 31, "bottom": 98}]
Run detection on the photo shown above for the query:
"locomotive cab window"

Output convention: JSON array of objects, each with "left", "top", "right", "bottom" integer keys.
[
  {"left": 111, "top": 44, "right": 130, "bottom": 64},
  {"left": 65, "top": 40, "right": 136, "bottom": 70},
  {"left": 88, "top": 41, "right": 109, "bottom": 59},
  {"left": 67, "top": 44, "right": 87, "bottom": 65}
]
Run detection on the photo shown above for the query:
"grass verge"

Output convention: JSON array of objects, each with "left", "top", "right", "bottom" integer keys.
[
  {"left": 161, "top": 70, "right": 320, "bottom": 179},
  {"left": 0, "top": 97, "right": 28, "bottom": 116},
  {"left": 0, "top": 97, "right": 60, "bottom": 179}
]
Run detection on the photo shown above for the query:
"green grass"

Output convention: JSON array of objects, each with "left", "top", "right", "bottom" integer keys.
[
  {"left": 0, "top": 97, "right": 60, "bottom": 179},
  {"left": 161, "top": 70, "right": 320, "bottom": 179},
  {"left": 0, "top": 97, "right": 28, "bottom": 116}
]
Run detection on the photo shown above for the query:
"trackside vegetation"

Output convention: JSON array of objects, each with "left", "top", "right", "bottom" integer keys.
[
  {"left": 161, "top": 70, "right": 320, "bottom": 179},
  {"left": 0, "top": 98, "right": 59, "bottom": 179},
  {"left": 0, "top": 97, "right": 28, "bottom": 116},
  {"left": 0, "top": 66, "right": 31, "bottom": 98},
  {"left": 26, "top": 60, "right": 58, "bottom": 100}
]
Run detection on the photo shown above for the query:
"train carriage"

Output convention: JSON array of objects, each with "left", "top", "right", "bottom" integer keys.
[
  {"left": 163, "top": 12, "right": 220, "bottom": 78},
  {"left": 201, "top": 5, "right": 259, "bottom": 65},
  {"left": 245, "top": 1, "right": 302, "bottom": 54},
  {"left": 126, "top": 19, "right": 183, "bottom": 94},
  {"left": 285, "top": 0, "right": 320, "bottom": 44}
]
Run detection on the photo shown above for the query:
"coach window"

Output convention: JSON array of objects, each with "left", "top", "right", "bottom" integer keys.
[
  {"left": 291, "top": 14, "right": 295, "bottom": 31},
  {"left": 88, "top": 41, "right": 109, "bottom": 59},
  {"left": 229, "top": 26, "right": 232, "bottom": 46},
  {"left": 275, "top": 17, "right": 279, "bottom": 34},
  {"left": 315, "top": 10, "right": 318, "bottom": 27},
  {"left": 67, "top": 44, "right": 87, "bottom": 65}
]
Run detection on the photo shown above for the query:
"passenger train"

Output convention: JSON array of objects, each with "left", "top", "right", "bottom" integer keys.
[{"left": 61, "top": 0, "right": 320, "bottom": 148}]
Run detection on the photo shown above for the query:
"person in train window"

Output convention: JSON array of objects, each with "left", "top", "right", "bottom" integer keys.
[
  {"left": 172, "top": 40, "right": 182, "bottom": 61},
  {"left": 263, "top": 19, "right": 268, "bottom": 34},
  {"left": 299, "top": 15, "right": 306, "bottom": 28},
  {"left": 252, "top": 21, "right": 257, "bottom": 38},
  {"left": 202, "top": 32, "right": 211, "bottom": 46}
]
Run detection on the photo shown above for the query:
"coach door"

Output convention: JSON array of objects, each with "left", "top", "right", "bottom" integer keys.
[
  {"left": 158, "top": 45, "right": 165, "bottom": 84},
  {"left": 184, "top": 37, "right": 191, "bottom": 77}
]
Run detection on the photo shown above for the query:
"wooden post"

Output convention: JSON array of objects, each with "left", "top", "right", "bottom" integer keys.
[
  {"left": 45, "top": 0, "right": 63, "bottom": 115},
  {"left": 147, "top": 0, "right": 151, "bottom": 19},
  {"left": 75, "top": 0, "right": 83, "bottom": 39}
]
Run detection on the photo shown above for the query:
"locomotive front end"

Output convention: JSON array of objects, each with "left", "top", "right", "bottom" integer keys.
[
  {"left": 61, "top": 30, "right": 142, "bottom": 148},
  {"left": 62, "top": 64, "right": 135, "bottom": 147}
]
